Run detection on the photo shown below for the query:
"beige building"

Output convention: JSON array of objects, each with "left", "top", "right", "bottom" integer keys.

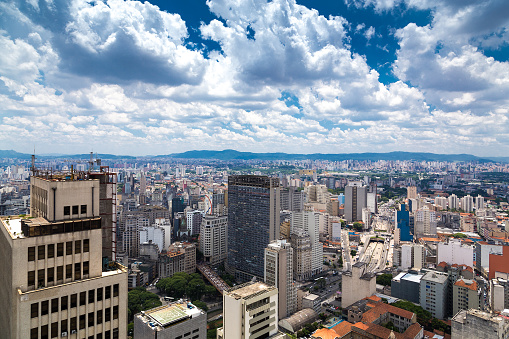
[
  {"left": 452, "top": 309, "right": 509, "bottom": 339},
  {"left": 217, "top": 282, "right": 280, "bottom": 339},
  {"left": 341, "top": 262, "right": 376, "bottom": 308},
  {"left": 407, "top": 186, "right": 417, "bottom": 200},
  {"left": 0, "top": 175, "right": 127, "bottom": 339},
  {"left": 199, "top": 215, "right": 227, "bottom": 266},
  {"left": 453, "top": 278, "right": 480, "bottom": 316},
  {"left": 290, "top": 230, "right": 312, "bottom": 281},
  {"left": 265, "top": 240, "right": 296, "bottom": 319},
  {"left": 158, "top": 242, "right": 196, "bottom": 278}
]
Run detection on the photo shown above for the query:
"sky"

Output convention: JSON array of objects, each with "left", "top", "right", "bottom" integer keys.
[{"left": 1, "top": 0, "right": 509, "bottom": 156}]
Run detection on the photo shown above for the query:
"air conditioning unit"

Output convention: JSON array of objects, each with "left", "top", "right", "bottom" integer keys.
[
  {"left": 71, "top": 330, "right": 77, "bottom": 334},
  {"left": 61, "top": 332, "right": 68, "bottom": 337}
]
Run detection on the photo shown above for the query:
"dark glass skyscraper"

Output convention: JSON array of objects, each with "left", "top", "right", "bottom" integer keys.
[{"left": 227, "top": 175, "right": 280, "bottom": 281}]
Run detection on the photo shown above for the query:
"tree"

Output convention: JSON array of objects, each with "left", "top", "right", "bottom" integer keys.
[
  {"left": 392, "top": 300, "right": 431, "bottom": 325},
  {"left": 128, "top": 288, "right": 162, "bottom": 321},
  {"left": 350, "top": 250, "right": 357, "bottom": 257},
  {"left": 192, "top": 300, "right": 208, "bottom": 311},
  {"left": 353, "top": 222, "right": 363, "bottom": 231},
  {"left": 376, "top": 274, "right": 392, "bottom": 286},
  {"left": 157, "top": 272, "right": 210, "bottom": 301},
  {"left": 452, "top": 233, "right": 467, "bottom": 238}
]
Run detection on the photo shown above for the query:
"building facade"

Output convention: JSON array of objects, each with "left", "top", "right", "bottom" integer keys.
[{"left": 199, "top": 215, "right": 228, "bottom": 266}]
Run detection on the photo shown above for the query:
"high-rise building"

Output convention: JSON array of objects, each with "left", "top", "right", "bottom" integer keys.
[
  {"left": 186, "top": 210, "right": 203, "bottom": 235},
  {"left": 199, "top": 215, "right": 228, "bottom": 266},
  {"left": 344, "top": 182, "right": 367, "bottom": 222},
  {"left": 448, "top": 194, "right": 459, "bottom": 210},
  {"left": 396, "top": 204, "right": 412, "bottom": 242},
  {"left": 289, "top": 230, "right": 312, "bottom": 281},
  {"left": 341, "top": 262, "right": 376, "bottom": 308},
  {"left": 475, "top": 195, "right": 485, "bottom": 210},
  {"left": 461, "top": 195, "right": 474, "bottom": 213},
  {"left": 452, "top": 278, "right": 480, "bottom": 316},
  {"left": 420, "top": 271, "right": 448, "bottom": 319},
  {"left": 217, "top": 282, "right": 280, "bottom": 339},
  {"left": 452, "top": 309, "right": 509, "bottom": 339},
  {"left": 407, "top": 186, "right": 417, "bottom": 200},
  {"left": 291, "top": 211, "right": 323, "bottom": 276},
  {"left": 0, "top": 174, "right": 128, "bottom": 338},
  {"left": 227, "top": 175, "right": 280, "bottom": 281},
  {"left": 414, "top": 206, "right": 437, "bottom": 237},
  {"left": 264, "top": 240, "right": 296, "bottom": 320}
]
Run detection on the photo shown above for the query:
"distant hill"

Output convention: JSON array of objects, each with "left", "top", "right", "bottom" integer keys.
[
  {"left": 159, "top": 149, "right": 496, "bottom": 163},
  {"left": 0, "top": 150, "right": 32, "bottom": 160},
  {"left": 0, "top": 150, "right": 135, "bottom": 160}
]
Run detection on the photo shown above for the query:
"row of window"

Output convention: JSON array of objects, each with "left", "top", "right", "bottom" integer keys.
[
  {"left": 30, "top": 285, "right": 120, "bottom": 318},
  {"left": 28, "top": 240, "right": 90, "bottom": 261},
  {"left": 64, "top": 205, "right": 87, "bottom": 216},
  {"left": 28, "top": 262, "right": 90, "bottom": 287},
  {"left": 174, "top": 328, "right": 200, "bottom": 339},
  {"left": 30, "top": 326, "right": 118, "bottom": 339}
]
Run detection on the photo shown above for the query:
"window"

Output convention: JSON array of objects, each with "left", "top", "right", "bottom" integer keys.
[
  {"left": 57, "top": 266, "right": 63, "bottom": 281},
  {"left": 80, "top": 292, "right": 86, "bottom": 306},
  {"left": 81, "top": 205, "right": 87, "bottom": 214},
  {"left": 97, "top": 334, "right": 103, "bottom": 339},
  {"left": 47, "top": 244, "right": 54, "bottom": 258},
  {"left": 113, "top": 328, "right": 119, "bottom": 339},
  {"left": 64, "top": 206, "right": 70, "bottom": 215},
  {"left": 97, "top": 309, "right": 103, "bottom": 324},
  {"left": 61, "top": 319, "right": 68, "bottom": 333},
  {"left": 83, "top": 239, "right": 90, "bottom": 252},
  {"left": 41, "top": 300, "right": 49, "bottom": 316},
  {"left": 38, "top": 269, "right": 45, "bottom": 287},
  {"left": 88, "top": 312, "right": 94, "bottom": 327},
  {"left": 88, "top": 289, "right": 95, "bottom": 304},
  {"left": 105, "top": 331, "right": 111, "bottom": 339},
  {"left": 51, "top": 322, "right": 58, "bottom": 338},
  {"left": 66, "top": 241, "right": 73, "bottom": 255},
  {"left": 28, "top": 271, "right": 35, "bottom": 286},
  {"left": 61, "top": 296, "right": 68, "bottom": 311},
  {"left": 71, "top": 293, "right": 77, "bottom": 308},
  {"left": 83, "top": 261, "right": 89, "bottom": 276},
  {"left": 31, "top": 328, "right": 38, "bottom": 339},
  {"left": 66, "top": 264, "right": 72, "bottom": 279},
  {"left": 41, "top": 325, "right": 48, "bottom": 339},
  {"left": 28, "top": 246, "right": 35, "bottom": 261},
  {"left": 79, "top": 315, "right": 86, "bottom": 330},
  {"left": 105, "top": 308, "right": 111, "bottom": 322},
  {"left": 72, "top": 205, "right": 79, "bottom": 215},
  {"left": 70, "top": 317, "right": 77, "bottom": 332},
  {"left": 113, "top": 284, "right": 119, "bottom": 297},
  {"left": 105, "top": 286, "right": 111, "bottom": 299},
  {"left": 75, "top": 240, "right": 81, "bottom": 253},
  {"left": 38, "top": 245, "right": 45, "bottom": 260},
  {"left": 113, "top": 305, "right": 119, "bottom": 319},
  {"left": 75, "top": 263, "right": 81, "bottom": 280},
  {"left": 31, "top": 303, "right": 38, "bottom": 318},
  {"left": 97, "top": 287, "right": 103, "bottom": 301},
  {"left": 47, "top": 267, "right": 54, "bottom": 283},
  {"left": 57, "top": 243, "right": 64, "bottom": 256},
  {"left": 51, "top": 298, "right": 58, "bottom": 313}
]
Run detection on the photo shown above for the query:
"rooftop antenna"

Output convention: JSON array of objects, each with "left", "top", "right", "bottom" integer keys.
[
  {"left": 31, "top": 146, "right": 36, "bottom": 175},
  {"left": 89, "top": 151, "right": 94, "bottom": 172}
]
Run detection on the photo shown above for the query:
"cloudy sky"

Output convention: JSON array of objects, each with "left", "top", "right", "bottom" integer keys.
[{"left": 1, "top": 0, "right": 508, "bottom": 156}]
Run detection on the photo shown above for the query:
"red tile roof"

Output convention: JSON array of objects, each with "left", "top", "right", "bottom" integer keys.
[
  {"left": 454, "top": 279, "right": 478, "bottom": 291},
  {"left": 312, "top": 328, "right": 339, "bottom": 339}
]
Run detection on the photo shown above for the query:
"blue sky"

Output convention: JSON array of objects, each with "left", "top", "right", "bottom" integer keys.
[{"left": 0, "top": 0, "right": 508, "bottom": 156}]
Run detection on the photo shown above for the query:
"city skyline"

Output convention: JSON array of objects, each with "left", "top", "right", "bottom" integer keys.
[{"left": 1, "top": 0, "right": 509, "bottom": 156}]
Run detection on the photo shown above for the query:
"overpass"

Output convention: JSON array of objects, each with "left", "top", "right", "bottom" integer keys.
[{"left": 197, "top": 264, "right": 230, "bottom": 295}]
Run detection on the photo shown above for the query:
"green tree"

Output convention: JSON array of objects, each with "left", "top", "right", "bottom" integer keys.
[
  {"left": 192, "top": 300, "right": 208, "bottom": 311},
  {"left": 207, "top": 329, "right": 217, "bottom": 339},
  {"left": 353, "top": 222, "right": 363, "bottom": 231},
  {"left": 350, "top": 250, "right": 357, "bottom": 257},
  {"left": 452, "top": 233, "right": 467, "bottom": 238},
  {"left": 127, "top": 288, "right": 162, "bottom": 321},
  {"left": 392, "top": 300, "right": 431, "bottom": 325},
  {"left": 376, "top": 274, "right": 393, "bottom": 286}
]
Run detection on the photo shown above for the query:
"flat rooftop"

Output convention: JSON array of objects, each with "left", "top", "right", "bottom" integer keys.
[
  {"left": 139, "top": 301, "right": 204, "bottom": 329},
  {"left": 227, "top": 281, "right": 275, "bottom": 299}
]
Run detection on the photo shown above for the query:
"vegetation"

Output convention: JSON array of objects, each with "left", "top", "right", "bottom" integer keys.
[
  {"left": 392, "top": 300, "right": 431, "bottom": 325},
  {"left": 350, "top": 250, "right": 357, "bottom": 257},
  {"left": 376, "top": 274, "right": 393, "bottom": 286},
  {"left": 452, "top": 233, "right": 467, "bottom": 238},
  {"left": 192, "top": 300, "right": 208, "bottom": 312},
  {"left": 296, "top": 321, "right": 322, "bottom": 338},
  {"left": 353, "top": 222, "right": 363, "bottom": 231},
  {"left": 156, "top": 272, "right": 216, "bottom": 302},
  {"left": 127, "top": 287, "right": 162, "bottom": 321},
  {"left": 382, "top": 321, "right": 399, "bottom": 332}
]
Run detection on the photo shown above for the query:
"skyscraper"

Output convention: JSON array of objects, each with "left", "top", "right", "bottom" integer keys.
[
  {"left": 396, "top": 204, "right": 412, "bottom": 242},
  {"left": 227, "top": 175, "right": 280, "bottom": 281},
  {"left": 264, "top": 240, "right": 296, "bottom": 319},
  {"left": 344, "top": 181, "right": 367, "bottom": 222},
  {"left": 291, "top": 211, "right": 323, "bottom": 276},
  {"left": 1, "top": 173, "right": 128, "bottom": 338}
]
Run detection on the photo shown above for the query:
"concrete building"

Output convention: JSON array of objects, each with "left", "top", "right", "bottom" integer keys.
[
  {"left": 217, "top": 282, "right": 279, "bottom": 339},
  {"left": 489, "top": 246, "right": 509, "bottom": 280},
  {"left": 461, "top": 195, "right": 474, "bottom": 213},
  {"left": 278, "top": 308, "right": 318, "bottom": 334},
  {"left": 280, "top": 187, "right": 307, "bottom": 212},
  {"left": 158, "top": 242, "right": 196, "bottom": 278},
  {"left": 452, "top": 278, "right": 480, "bottom": 316},
  {"left": 414, "top": 206, "right": 437, "bottom": 237},
  {"left": 186, "top": 210, "right": 203, "bottom": 235},
  {"left": 289, "top": 230, "right": 312, "bottom": 281},
  {"left": 199, "top": 215, "right": 228, "bottom": 266},
  {"left": 396, "top": 204, "right": 412, "bottom": 242},
  {"left": 452, "top": 309, "right": 509, "bottom": 339},
  {"left": 407, "top": 186, "right": 417, "bottom": 200},
  {"left": 437, "top": 238, "right": 474, "bottom": 267},
  {"left": 399, "top": 243, "right": 425, "bottom": 270},
  {"left": 420, "top": 271, "right": 448, "bottom": 319},
  {"left": 1, "top": 174, "right": 128, "bottom": 339},
  {"left": 341, "top": 262, "right": 376, "bottom": 308},
  {"left": 435, "top": 196, "right": 448, "bottom": 210},
  {"left": 344, "top": 182, "right": 367, "bottom": 222},
  {"left": 475, "top": 195, "right": 485, "bottom": 211},
  {"left": 291, "top": 211, "right": 323, "bottom": 276},
  {"left": 490, "top": 275, "right": 509, "bottom": 312},
  {"left": 264, "top": 240, "right": 296, "bottom": 320},
  {"left": 227, "top": 176, "right": 280, "bottom": 281},
  {"left": 139, "top": 225, "right": 165, "bottom": 253},
  {"left": 475, "top": 241, "right": 503, "bottom": 277},
  {"left": 134, "top": 301, "right": 206, "bottom": 338},
  {"left": 391, "top": 271, "right": 424, "bottom": 304},
  {"left": 448, "top": 194, "right": 459, "bottom": 210}
]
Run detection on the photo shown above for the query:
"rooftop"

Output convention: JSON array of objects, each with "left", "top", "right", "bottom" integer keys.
[
  {"left": 226, "top": 281, "right": 275, "bottom": 300},
  {"left": 137, "top": 301, "right": 204, "bottom": 330},
  {"left": 454, "top": 278, "right": 478, "bottom": 291}
]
